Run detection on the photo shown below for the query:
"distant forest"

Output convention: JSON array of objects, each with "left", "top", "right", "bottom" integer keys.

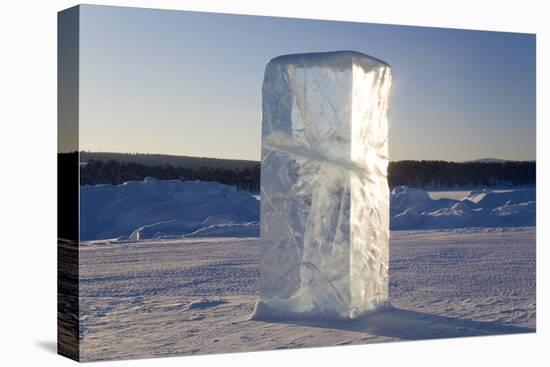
[
  {"left": 70, "top": 152, "right": 536, "bottom": 191},
  {"left": 80, "top": 158, "right": 261, "bottom": 192},
  {"left": 79, "top": 151, "right": 257, "bottom": 169},
  {"left": 388, "top": 160, "right": 535, "bottom": 188}
]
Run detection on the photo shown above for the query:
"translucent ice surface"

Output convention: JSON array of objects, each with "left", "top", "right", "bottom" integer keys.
[{"left": 254, "top": 51, "right": 392, "bottom": 320}]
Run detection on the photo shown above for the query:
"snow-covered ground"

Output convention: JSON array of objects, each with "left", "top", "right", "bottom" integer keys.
[
  {"left": 76, "top": 179, "right": 536, "bottom": 360},
  {"left": 78, "top": 227, "right": 535, "bottom": 361},
  {"left": 80, "top": 179, "right": 535, "bottom": 241}
]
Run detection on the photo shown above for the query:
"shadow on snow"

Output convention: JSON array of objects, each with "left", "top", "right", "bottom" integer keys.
[{"left": 269, "top": 307, "right": 534, "bottom": 341}]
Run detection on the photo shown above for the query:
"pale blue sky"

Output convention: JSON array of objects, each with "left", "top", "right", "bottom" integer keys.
[{"left": 79, "top": 5, "right": 536, "bottom": 162}]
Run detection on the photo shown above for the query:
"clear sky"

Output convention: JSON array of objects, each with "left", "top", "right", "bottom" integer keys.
[{"left": 79, "top": 5, "right": 536, "bottom": 162}]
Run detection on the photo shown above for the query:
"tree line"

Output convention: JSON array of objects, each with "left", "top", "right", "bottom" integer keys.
[
  {"left": 388, "top": 160, "right": 535, "bottom": 188},
  {"left": 76, "top": 157, "right": 534, "bottom": 191},
  {"left": 80, "top": 158, "right": 261, "bottom": 192},
  {"left": 80, "top": 151, "right": 257, "bottom": 170}
]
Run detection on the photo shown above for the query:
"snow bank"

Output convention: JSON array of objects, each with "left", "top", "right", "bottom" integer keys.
[
  {"left": 391, "top": 186, "right": 535, "bottom": 230},
  {"left": 80, "top": 179, "right": 535, "bottom": 241},
  {"left": 80, "top": 178, "right": 259, "bottom": 241}
]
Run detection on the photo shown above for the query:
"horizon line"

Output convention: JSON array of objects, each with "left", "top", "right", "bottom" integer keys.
[{"left": 70, "top": 150, "right": 536, "bottom": 164}]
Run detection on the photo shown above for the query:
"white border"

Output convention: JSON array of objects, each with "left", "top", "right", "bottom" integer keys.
[{"left": 0, "top": 1, "right": 547, "bottom": 366}]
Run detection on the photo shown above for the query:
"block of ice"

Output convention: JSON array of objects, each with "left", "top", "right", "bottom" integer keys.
[{"left": 253, "top": 51, "right": 392, "bottom": 320}]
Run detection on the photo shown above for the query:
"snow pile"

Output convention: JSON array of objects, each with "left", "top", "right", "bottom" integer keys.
[
  {"left": 80, "top": 178, "right": 259, "bottom": 241},
  {"left": 81, "top": 178, "right": 535, "bottom": 242},
  {"left": 391, "top": 186, "right": 535, "bottom": 230}
]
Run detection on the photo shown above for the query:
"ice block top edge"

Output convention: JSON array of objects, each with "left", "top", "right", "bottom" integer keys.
[{"left": 267, "top": 50, "right": 390, "bottom": 70}]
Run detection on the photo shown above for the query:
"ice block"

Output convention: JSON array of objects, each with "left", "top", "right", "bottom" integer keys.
[{"left": 253, "top": 51, "right": 392, "bottom": 320}]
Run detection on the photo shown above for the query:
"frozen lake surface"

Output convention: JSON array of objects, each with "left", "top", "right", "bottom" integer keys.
[
  {"left": 78, "top": 227, "right": 535, "bottom": 361},
  {"left": 427, "top": 189, "right": 515, "bottom": 200}
]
